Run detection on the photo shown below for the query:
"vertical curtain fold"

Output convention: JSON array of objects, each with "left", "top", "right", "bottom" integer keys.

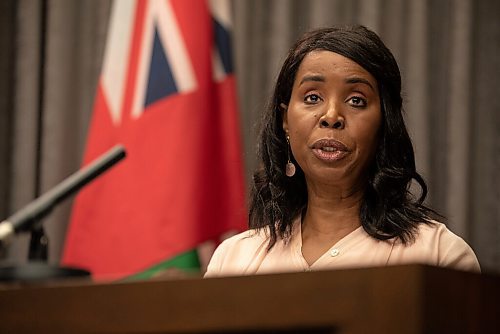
[
  {"left": 40, "top": 0, "right": 110, "bottom": 264},
  {"left": 469, "top": 0, "right": 500, "bottom": 270},
  {"left": 446, "top": 0, "right": 472, "bottom": 236},
  {"left": 7, "top": 0, "right": 44, "bottom": 262},
  {"left": 0, "top": 0, "right": 16, "bottom": 224}
]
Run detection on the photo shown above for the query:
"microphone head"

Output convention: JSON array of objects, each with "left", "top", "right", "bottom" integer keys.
[{"left": 0, "top": 222, "right": 14, "bottom": 258}]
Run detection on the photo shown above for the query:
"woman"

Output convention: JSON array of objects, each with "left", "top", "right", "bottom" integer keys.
[{"left": 205, "top": 25, "right": 480, "bottom": 277}]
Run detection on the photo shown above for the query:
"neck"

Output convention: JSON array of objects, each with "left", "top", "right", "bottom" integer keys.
[{"left": 302, "top": 180, "right": 364, "bottom": 237}]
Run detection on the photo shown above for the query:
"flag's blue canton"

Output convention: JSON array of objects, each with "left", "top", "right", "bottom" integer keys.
[
  {"left": 213, "top": 18, "right": 233, "bottom": 74},
  {"left": 145, "top": 28, "right": 178, "bottom": 107}
]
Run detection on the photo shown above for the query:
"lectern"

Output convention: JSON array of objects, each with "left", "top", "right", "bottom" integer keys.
[{"left": 0, "top": 265, "right": 498, "bottom": 333}]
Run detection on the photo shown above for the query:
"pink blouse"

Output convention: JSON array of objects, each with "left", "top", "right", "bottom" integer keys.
[{"left": 205, "top": 219, "right": 480, "bottom": 277}]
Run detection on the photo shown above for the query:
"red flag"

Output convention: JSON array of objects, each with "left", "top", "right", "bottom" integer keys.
[{"left": 62, "top": 0, "right": 246, "bottom": 279}]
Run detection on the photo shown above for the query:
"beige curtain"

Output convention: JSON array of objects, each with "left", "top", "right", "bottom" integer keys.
[
  {"left": 2, "top": 0, "right": 111, "bottom": 264},
  {"left": 1, "top": 0, "right": 499, "bottom": 272}
]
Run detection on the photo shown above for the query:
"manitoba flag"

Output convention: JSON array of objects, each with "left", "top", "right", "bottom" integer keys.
[{"left": 62, "top": 0, "right": 246, "bottom": 279}]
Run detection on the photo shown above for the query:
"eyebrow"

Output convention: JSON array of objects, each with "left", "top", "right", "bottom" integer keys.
[
  {"left": 299, "top": 74, "right": 376, "bottom": 92},
  {"left": 345, "top": 77, "right": 375, "bottom": 91},
  {"left": 299, "top": 75, "right": 325, "bottom": 85}
]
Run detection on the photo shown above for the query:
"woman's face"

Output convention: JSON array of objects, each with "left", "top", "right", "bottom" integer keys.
[{"left": 282, "top": 50, "right": 382, "bottom": 190}]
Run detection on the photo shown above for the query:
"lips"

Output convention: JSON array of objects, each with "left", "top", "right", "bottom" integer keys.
[{"left": 311, "top": 139, "right": 349, "bottom": 162}]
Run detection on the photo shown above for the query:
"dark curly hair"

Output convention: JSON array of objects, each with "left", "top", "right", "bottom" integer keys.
[{"left": 249, "top": 25, "right": 438, "bottom": 249}]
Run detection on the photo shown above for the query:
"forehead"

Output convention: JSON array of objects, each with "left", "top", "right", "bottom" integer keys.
[{"left": 295, "top": 50, "right": 377, "bottom": 85}]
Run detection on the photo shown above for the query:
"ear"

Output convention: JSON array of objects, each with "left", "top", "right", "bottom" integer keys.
[{"left": 280, "top": 103, "right": 289, "bottom": 133}]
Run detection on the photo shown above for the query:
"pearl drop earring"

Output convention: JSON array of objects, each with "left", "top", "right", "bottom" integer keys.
[{"left": 285, "top": 135, "right": 296, "bottom": 177}]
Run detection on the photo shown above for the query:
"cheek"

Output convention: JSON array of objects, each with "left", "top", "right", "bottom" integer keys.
[
  {"left": 287, "top": 114, "right": 318, "bottom": 148},
  {"left": 289, "top": 129, "right": 307, "bottom": 160},
  {"left": 288, "top": 129, "right": 311, "bottom": 168},
  {"left": 361, "top": 121, "right": 381, "bottom": 141},
  {"left": 287, "top": 110, "right": 317, "bottom": 138},
  {"left": 354, "top": 115, "right": 382, "bottom": 157}
]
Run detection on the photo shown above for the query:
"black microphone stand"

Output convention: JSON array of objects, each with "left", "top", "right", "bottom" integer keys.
[
  {"left": 28, "top": 226, "right": 48, "bottom": 261},
  {"left": 0, "top": 145, "right": 126, "bottom": 283},
  {"left": 0, "top": 228, "right": 91, "bottom": 283}
]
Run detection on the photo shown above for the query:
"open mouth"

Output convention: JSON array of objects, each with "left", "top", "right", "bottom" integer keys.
[
  {"left": 311, "top": 139, "right": 349, "bottom": 162},
  {"left": 320, "top": 147, "right": 339, "bottom": 152}
]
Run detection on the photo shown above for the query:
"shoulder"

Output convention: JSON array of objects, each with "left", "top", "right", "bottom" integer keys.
[
  {"left": 392, "top": 221, "right": 480, "bottom": 272},
  {"left": 204, "top": 228, "right": 270, "bottom": 277}
]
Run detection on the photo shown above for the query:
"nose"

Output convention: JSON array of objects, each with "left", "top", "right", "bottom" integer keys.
[{"left": 319, "top": 102, "right": 345, "bottom": 129}]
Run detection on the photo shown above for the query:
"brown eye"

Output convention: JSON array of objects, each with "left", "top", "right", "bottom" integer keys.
[
  {"left": 347, "top": 96, "right": 367, "bottom": 108},
  {"left": 304, "top": 94, "right": 321, "bottom": 104}
]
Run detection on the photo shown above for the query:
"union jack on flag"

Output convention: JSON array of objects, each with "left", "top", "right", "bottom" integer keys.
[{"left": 63, "top": 0, "right": 246, "bottom": 280}]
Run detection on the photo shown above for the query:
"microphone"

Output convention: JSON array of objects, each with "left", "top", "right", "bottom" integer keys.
[{"left": 0, "top": 144, "right": 126, "bottom": 244}]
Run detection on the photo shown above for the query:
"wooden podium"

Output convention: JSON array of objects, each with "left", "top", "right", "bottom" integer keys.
[{"left": 0, "top": 265, "right": 498, "bottom": 333}]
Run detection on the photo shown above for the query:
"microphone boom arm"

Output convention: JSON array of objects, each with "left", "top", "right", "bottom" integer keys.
[{"left": 0, "top": 145, "right": 126, "bottom": 244}]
